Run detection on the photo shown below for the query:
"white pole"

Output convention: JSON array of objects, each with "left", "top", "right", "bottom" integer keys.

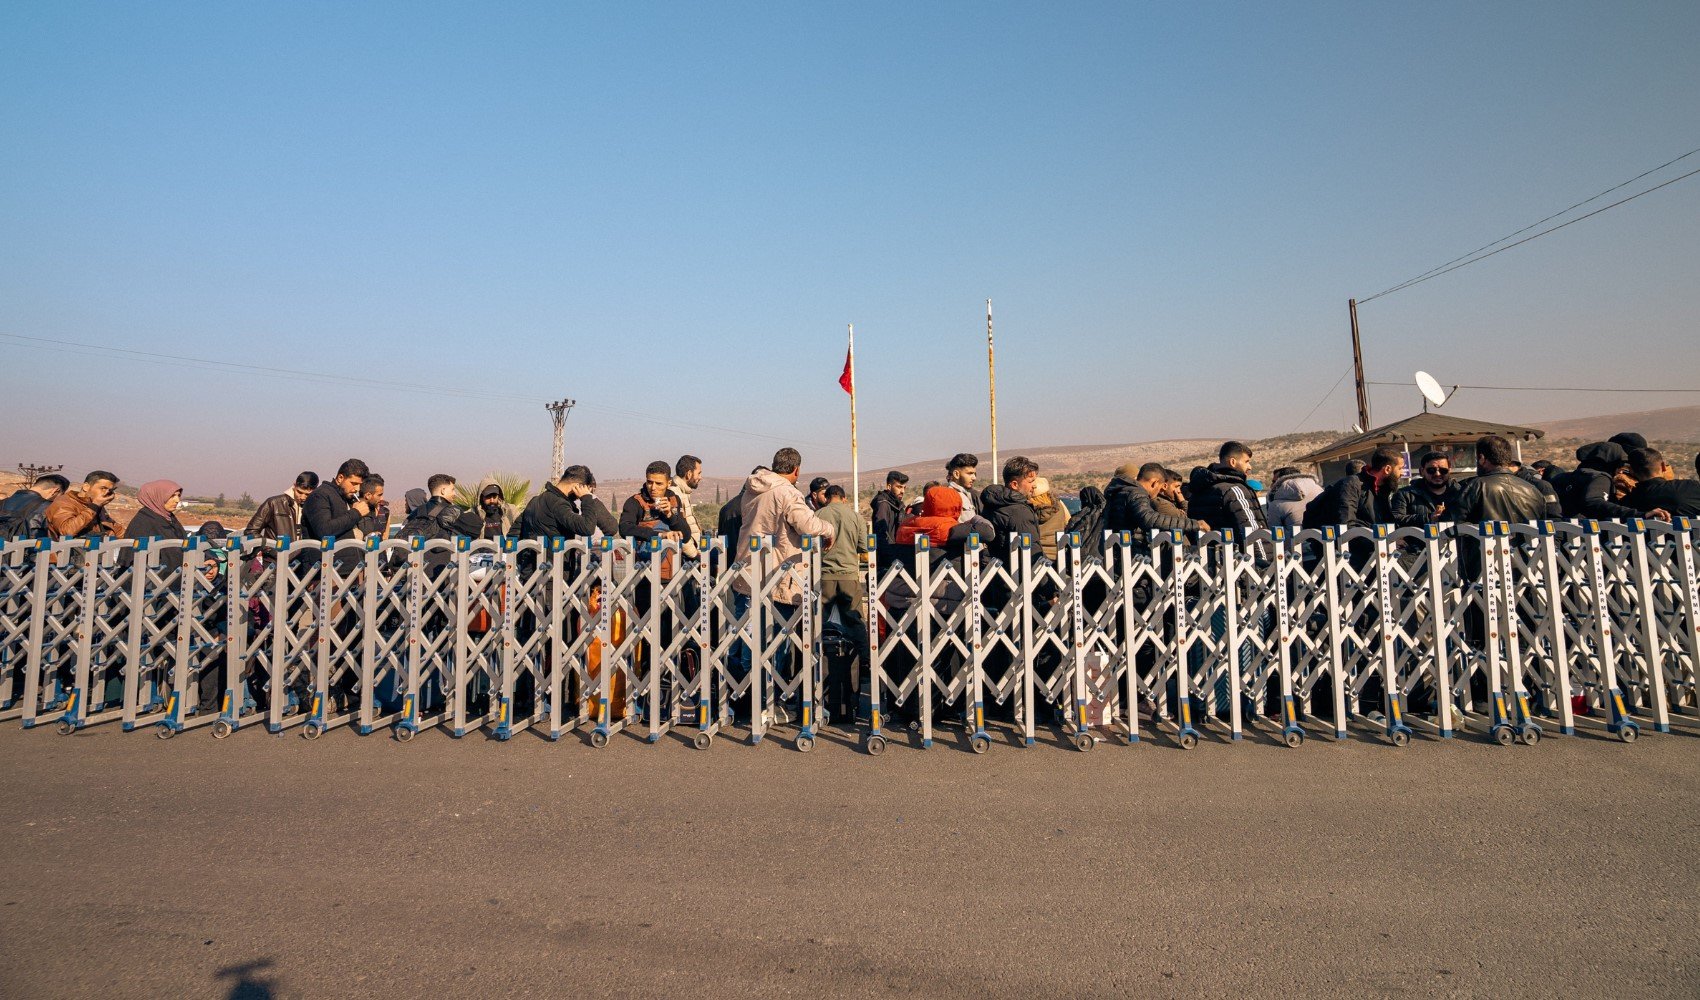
[
  {"left": 986, "top": 299, "right": 998, "bottom": 475},
  {"left": 849, "top": 323, "right": 860, "bottom": 512}
]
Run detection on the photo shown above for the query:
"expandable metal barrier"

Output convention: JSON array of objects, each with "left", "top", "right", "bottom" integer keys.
[{"left": 2, "top": 517, "right": 1695, "bottom": 752}]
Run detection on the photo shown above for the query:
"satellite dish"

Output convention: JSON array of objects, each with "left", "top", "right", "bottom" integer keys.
[{"left": 1414, "top": 370, "right": 1452, "bottom": 409}]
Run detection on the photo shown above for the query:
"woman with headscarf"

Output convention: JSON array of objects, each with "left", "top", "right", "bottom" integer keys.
[{"left": 124, "top": 479, "right": 189, "bottom": 570}]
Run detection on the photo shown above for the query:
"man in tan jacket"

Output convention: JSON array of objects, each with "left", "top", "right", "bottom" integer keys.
[
  {"left": 729, "top": 448, "right": 835, "bottom": 723},
  {"left": 45, "top": 470, "right": 120, "bottom": 539},
  {"left": 733, "top": 448, "right": 835, "bottom": 606}
]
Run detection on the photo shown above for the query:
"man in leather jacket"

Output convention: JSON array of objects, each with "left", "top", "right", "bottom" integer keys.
[{"left": 1455, "top": 435, "right": 1549, "bottom": 524}]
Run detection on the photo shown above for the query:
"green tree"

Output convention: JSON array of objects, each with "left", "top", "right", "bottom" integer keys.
[
  {"left": 451, "top": 472, "right": 532, "bottom": 511},
  {"left": 215, "top": 492, "right": 227, "bottom": 508},
  {"left": 237, "top": 492, "right": 257, "bottom": 511}
]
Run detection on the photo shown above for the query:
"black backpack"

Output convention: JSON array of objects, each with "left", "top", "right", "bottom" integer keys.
[
  {"left": 403, "top": 497, "right": 461, "bottom": 542},
  {"left": 0, "top": 491, "right": 51, "bottom": 541},
  {"left": 1063, "top": 499, "right": 1108, "bottom": 562}
]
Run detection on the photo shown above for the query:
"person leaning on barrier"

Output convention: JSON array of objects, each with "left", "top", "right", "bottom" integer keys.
[
  {"left": 1155, "top": 468, "right": 1190, "bottom": 520},
  {"left": 870, "top": 469, "right": 909, "bottom": 559},
  {"left": 716, "top": 468, "right": 758, "bottom": 555},
  {"left": 945, "top": 452, "right": 983, "bottom": 520},
  {"left": 1389, "top": 451, "right": 1459, "bottom": 529},
  {"left": 668, "top": 455, "right": 706, "bottom": 547},
  {"left": 620, "top": 461, "right": 692, "bottom": 547},
  {"left": 980, "top": 455, "right": 1042, "bottom": 562},
  {"left": 354, "top": 473, "right": 389, "bottom": 539},
  {"left": 1454, "top": 435, "right": 1551, "bottom": 524},
  {"left": 121, "top": 479, "right": 188, "bottom": 569},
  {"left": 301, "top": 458, "right": 370, "bottom": 542},
  {"left": 1608, "top": 432, "right": 1647, "bottom": 499},
  {"left": 1555, "top": 442, "right": 1663, "bottom": 522},
  {"left": 1622, "top": 448, "right": 1700, "bottom": 518},
  {"left": 0, "top": 473, "right": 69, "bottom": 540},
  {"left": 246, "top": 471, "right": 316, "bottom": 541},
  {"left": 1189, "top": 442, "right": 1267, "bottom": 536},
  {"left": 1105, "top": 462, "right": 1207, "bottom": 549},
  {"left": 1265, "top": 466, "right": 1321, "bottom": 532},
  {"left": 46, "top": 469, "right": 120, "bottom": 539},
  {"left": 404, "top": 474, "right": 482, "bottom": 541},
  {"left": 515, "top": 464, "right": 617, "bottom": 541},
  {"left": 734, "top": 448, "right": 836, "bottom": 601}
]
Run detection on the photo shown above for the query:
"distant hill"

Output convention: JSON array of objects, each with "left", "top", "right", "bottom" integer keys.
[{"left": 1536, "top": 404, "right": 1700, "bottom": 444}]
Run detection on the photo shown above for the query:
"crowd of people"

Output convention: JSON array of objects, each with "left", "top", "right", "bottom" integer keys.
[{"left": 4, "top": 432, "right": 1697, "bottom": 563}]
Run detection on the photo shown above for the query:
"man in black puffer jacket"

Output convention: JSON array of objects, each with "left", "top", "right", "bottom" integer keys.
[
  {"left": 1105, "top": 462, "right": 1206, "bottom": 551},
  {"left": 1188, "top": 441, "right": 1267, "bottom": 537},
  {"left": 979, "top": 456, "right": 1042, "bottom": 563}
]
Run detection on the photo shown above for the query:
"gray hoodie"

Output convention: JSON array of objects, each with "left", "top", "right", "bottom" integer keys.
[{"left": 1266, "top": 473, "right": 1323, "bottom": 531}]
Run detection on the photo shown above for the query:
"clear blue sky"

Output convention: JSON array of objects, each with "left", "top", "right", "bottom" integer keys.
[{"left": 3, "top": 1, "right": 1697, "bottom": 496}]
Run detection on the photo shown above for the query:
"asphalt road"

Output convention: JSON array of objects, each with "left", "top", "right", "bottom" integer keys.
[{"left": 2, "top": 715, "right": 1696, "bottom": 999}]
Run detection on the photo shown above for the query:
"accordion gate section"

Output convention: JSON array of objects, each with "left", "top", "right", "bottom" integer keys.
[{"left": 1, "top": 518, "right": 1696, "bottom": 751}]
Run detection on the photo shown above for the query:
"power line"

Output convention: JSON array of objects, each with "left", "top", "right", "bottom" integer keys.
[
  {"left": 1368, "top": 379, "right": 1700, "bottom": 394},
  {"left": 1360, "top": 150, "right": 1700, "bottom": 304},
  {"left": 1288, "top": 365, "right": 1354, "bottom": 435},
  {"left": 0, "top": 330, "right": 825, "bottom": 447}
]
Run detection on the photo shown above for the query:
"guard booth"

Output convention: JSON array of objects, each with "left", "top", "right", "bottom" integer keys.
[{"left": 1297, "top": 413, "right": 1545, "bottom": 485}]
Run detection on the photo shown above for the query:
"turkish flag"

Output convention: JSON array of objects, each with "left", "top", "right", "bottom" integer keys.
[{"left": 838, "top": 347, "right": 853, "bottom": 395}]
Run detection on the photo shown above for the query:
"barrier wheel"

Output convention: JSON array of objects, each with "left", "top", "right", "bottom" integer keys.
[
  {"left": 590, "top": 730, "right": 610, "bottom": 749},
  {"left": 1390, "top": 730, "right": 1410, "bottom": 748},
  {"left": 1520, "top": 728, "right": 1540, "bottom": 747},
  {"left": 1074, "top": 732, "right": 1094, "bottom": 753},
  {"left": 212, "top": 720, "right": 234, "bottom": 740},
  {"left": 1177, "top": 731, "right": 1198, "bottom": 750},
  {"left": 1618, "top": 725, "right": 1637, "bottom": 744},
  {"left": 1283, "top": 729, "right": 1305, "bottom": 749},
  {"left": 395, "top": 726, "right": 417, "bottom": 744},
  {"left": 302, "top": 723, "right": 322, "bottom": 741},
  {"left": 155, "top": 726, "right": 176, "bottom": 740},
  {"left": 865, "top": 734, "right": 887, "bottom": 757},
  {"left": 692, "top": 731, "right": 712, "bottom": 750},
  {"left": 56, "top": 721, "right": 75, "bottom": 736},
  {"left": 907, "top": 719, "right": 920, "bottom": 733},
  {"left": 1493, "top": 726, "right": 1515, "bottom": 747},
  {"left": 795, "top": 735, "right": 814, "bottom": 753},
  {"left": 970, "top": 734, "right": 990, "bottom": 755}
]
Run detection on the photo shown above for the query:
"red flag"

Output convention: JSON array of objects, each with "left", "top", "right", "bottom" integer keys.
[{"left": 838, "top": 347, "right": 853, "bottom": 395}]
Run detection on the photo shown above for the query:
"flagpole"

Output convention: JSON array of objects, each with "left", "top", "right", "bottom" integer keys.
[
  {"left": 986, "top": 299, "right": 998, "bottom": 474},
  {"left": 848, "top": 323, "right": 860, "bottom": 512}
]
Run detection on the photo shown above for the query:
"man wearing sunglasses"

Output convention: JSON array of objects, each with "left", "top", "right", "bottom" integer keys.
[{"left": 1390, "top": 450, "right": 1460, "bottom": 529}]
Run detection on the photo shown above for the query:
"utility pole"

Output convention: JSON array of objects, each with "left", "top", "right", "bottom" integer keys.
[
  {"left": 545, "top": 398, "right": 576, "bottom": 480},
  {"left": 1348, "top": 298, "right": 1371, "bottom": 431},
  {"left": 17, "top": 462, "right": 63, "bottom": 483},
  {"left": 986, "top": 299, "right": 998, "bottom": 474}
]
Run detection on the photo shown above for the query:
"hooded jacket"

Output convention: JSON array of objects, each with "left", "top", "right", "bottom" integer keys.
[
  {"left": 896, "top": 485, "right": 963, "bottom": 548},
  {"left": 733, "top": 468, "right": 835, "bottom": 605},
  {"left": 1188, "top": 464, "right": 1267, "bottom": 536},
  {"left": 471, "top": 477, "right": 519, "bottom": 539},
  {"left": 1104, "top": 474, "right": 1196, "bottom": 546},
  {"left": 979, "top": 482, "right": 1042, "bottom": 559},
  {"left": 1556, "top": 443, "right": 1638, "bottom": 521},
  {"left": 1266, "top": 473, "right": 1323, "bottom": 531}
]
